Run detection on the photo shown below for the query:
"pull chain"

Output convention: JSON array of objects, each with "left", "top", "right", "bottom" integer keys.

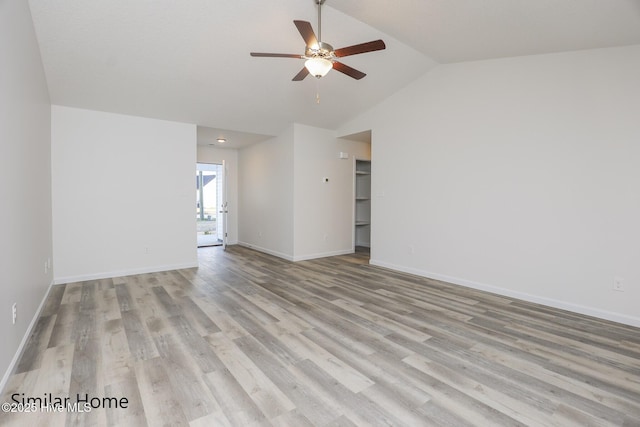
[{"left": 316, "top": 77, "right": 321, "bottom": 104}]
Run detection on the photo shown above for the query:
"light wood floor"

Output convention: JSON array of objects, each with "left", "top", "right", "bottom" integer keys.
[{"left": 1, "top": 246, "right": 639, "bottom": 426}]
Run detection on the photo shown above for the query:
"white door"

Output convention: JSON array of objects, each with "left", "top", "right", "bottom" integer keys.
[
  {"left": 196, "top": 163, "right": 220, "bottom": 247},
  {"left": 216, "top": 161, "right": 229, "bottom": 249}
]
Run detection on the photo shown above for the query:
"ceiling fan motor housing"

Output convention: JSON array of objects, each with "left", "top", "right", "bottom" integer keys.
[{"left": 305, "top": 42, "right": 335, "bottom": 60}]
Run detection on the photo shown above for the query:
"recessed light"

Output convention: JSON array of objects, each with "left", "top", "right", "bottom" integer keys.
[{"left": 217, "top": 138, "right": 226, "bottom": 143}]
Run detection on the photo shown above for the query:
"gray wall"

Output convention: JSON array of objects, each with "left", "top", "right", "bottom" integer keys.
[{"left": 0, "top": 0, "right": 54, "bottom": 388}]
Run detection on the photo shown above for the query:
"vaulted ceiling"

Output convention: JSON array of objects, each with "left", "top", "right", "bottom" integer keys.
[{"left": 28, "top": 0, "right": 640, "bottom": 147}]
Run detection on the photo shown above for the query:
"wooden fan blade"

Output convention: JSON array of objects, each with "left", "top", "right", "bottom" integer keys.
[
  {"left": 334, "top": 40, "right": 386, "bottom": 58},
  {"left": 294, "top": 20, "right": 318, "bottom": 48},
  {"left": 292, "top": 67, "right": 309, "bottom": 81},
  {"left": 250, "top": 52, "right": 303, "bottom": 58},
  {"left": 333, "top": 61, "right": 366, "bottom": 80}
]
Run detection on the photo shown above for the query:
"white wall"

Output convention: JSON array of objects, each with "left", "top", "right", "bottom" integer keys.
[
  {"left": 338, "top": 45, "right": 640, "bottom": 326},
  {"left": 197, "top": 146, "right": 239, "bottom": 244},
  {"left": 292, "top": 124, "right": 370, "bottom": 260},
  {"left": 238, "top": 126, "right": 295, "bottom": 259},
  {"left": 238, "top": 124, "right": 371, "bottom": 261},
  {"left": 52, "top": 106, "right": 197, "bottom": 282},
  {"left": 0, "top": 0, "right": 53, "bottom": 390}
]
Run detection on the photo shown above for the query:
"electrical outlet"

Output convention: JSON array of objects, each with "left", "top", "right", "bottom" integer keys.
[
  {"left": 12, "top": 303, "right": 17, "bottom": 324},
  {"left": 613, "top": 276, "right": 625, "bottom": 292}
]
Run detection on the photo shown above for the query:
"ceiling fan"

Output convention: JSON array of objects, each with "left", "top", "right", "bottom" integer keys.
[{"left": 250, "top": 0, "right": 386, "bottom": 81}]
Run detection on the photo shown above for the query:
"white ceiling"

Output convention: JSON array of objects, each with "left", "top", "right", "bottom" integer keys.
[
  {"left": 28, "top": 0, "right": 640, "bottom": 147},
  {"left": 331, "top": 0, "right": 640, "bottom": 63},
  {"left": 197, "top": 126, "right": 272, "bottom": 149}
]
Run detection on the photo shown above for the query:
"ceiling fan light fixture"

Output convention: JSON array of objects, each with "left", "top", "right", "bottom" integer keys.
[{"left": 305, "top": 57, "right": 333, "bottom": 78}]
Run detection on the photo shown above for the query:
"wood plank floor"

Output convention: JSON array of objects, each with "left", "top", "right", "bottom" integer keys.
[{"left": 1, "top": 245, "right": 639, "bottom": 426}]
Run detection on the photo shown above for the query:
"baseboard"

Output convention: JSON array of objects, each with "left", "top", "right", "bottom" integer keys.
[
  {"left": 237, "top": 242, "right": 355, "bottom": 263},
  {"left": 292, "top": 249, "right": 354, "bottom": 262},
  {"left": 53, "top": 261, "right": 199, "bottom": 285},
  {"left": 0, "top": 280, "right": 54, "bottom": 395},
  {"left": 237, "top": 242, "right": 294, "bottom": 261},
  {"left": 369, "top": 259, "right": 640, "bottom": 328}
]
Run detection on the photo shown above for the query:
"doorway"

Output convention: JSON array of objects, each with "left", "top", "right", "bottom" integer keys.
[{"left": 196, "top": 163, "right": 225, "bottom": 247}]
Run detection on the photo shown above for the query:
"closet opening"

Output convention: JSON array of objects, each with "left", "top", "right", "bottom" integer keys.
[{"left": 355, "top": 159, "right": 371, "bottom": 255}]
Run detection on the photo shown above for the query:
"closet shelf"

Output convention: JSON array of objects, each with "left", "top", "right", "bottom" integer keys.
[{"left": 355, "top": 159, "right": 371, "bottom": 247}]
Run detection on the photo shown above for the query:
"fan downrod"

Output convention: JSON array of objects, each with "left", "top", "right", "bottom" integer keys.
[{"left": 315, "top": 0, "right": 326, "bottom": 43}]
